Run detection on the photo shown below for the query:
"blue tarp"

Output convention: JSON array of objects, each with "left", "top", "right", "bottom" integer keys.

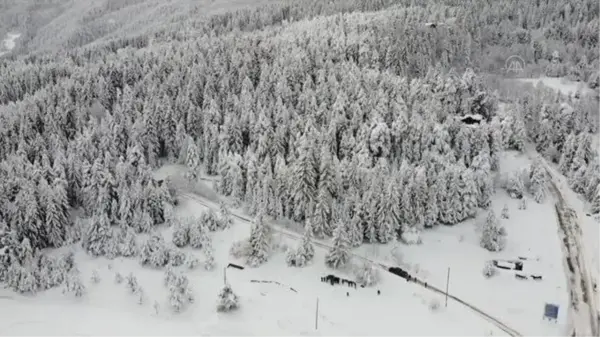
[{"left": 544, "top": 303, "right": 559, "bottom": 320}]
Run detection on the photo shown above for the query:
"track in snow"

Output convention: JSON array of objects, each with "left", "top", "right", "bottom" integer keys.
[{"left": 179, "top": 191, "right": 522, "bottom": 337}]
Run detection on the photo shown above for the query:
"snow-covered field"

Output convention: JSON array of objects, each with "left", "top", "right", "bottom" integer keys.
[
  {"left": 355, "top": 151, "right": 570, "bottom": 336},
  {"left": 0, "top": 32, "right": 20, "bottom": 57},
  {"left": 517, "top": 77, "right": 593, "bottom": 97},
  {"left": 0, "top": 196, "right": 509, "bottom": 336}
]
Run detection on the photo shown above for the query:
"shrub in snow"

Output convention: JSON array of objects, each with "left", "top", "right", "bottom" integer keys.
[
  {"left": 139, "top": 234, "right": 169, "bottom": 268},
  {"left": 63, "top": 271, "right": 85, "bottom": 297},
  {"left": 135, "top": 287, "right": 145, "bottom": 305},
  {"left": 353, "top": 262, "right": 380, "bottom": 287},
  {"left": 7, "top": 265, "right": 36, "bottom": 294},
  {"left": 286, "top": 228, "right": 315, "bottom": 268},
  {"left": 201, "top": 209, "right": 221, "bottom": 232},
  {"left": 153, "top": 301, "right": 160, "bottom": 315},
  {"left": 229, "top": 240, "right": 250, "bottom": 259},
  {"left": 185, "top": 254, "right": 201, "bottom": 270},
  {"left": 189, "top": 222, "right": 209, "bottom": 249},
  {"left": 126, "top": 273, "right": 139, "bottom": 293},
  {"left": 504, "top": 171, "right": 524, "bottom": 199},
  {"left": 164, "top": 266, "right": 176, "bottom": 286},
  {"left": 168, "top": 273, "right": 194, "bottom": 313},
  {"left": 115, "top": 272, "right": 123, "bottom": 284},
  {"left": 480, "top": 211, "right": 507, "bottom": 252},
  {"left": 204, "top": 248, "right": 216, "bottom": 271},
  {"left": 501, "top": 204, "right": 510, "bottom": 219},
  {"left": 168, "top": 248, "right": 186, "bottom": 267},
  {"left": 400, "top": 226, "right": 422, "bottom": 245},
  {"left": 483, "top": 261, "right": 497, "bottom": 278},
  {"left": 216, "top": 284, "right": 240, "bottom": 312},
  {"left": 91, "top": 269, "right": 101, "bottom": 283},
  {"left": 172, "top": 220, "right": 190, "bottom": 248},
  {"left": 518, "top": 197, "right": 528, "bottom": 210},
  {"left": 429, "top": 298, "right": 441, "bottom": 312}
]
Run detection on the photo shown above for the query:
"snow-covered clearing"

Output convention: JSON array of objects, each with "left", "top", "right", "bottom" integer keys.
[
  {"left": 0, "top": 32, "right": 20, "bottom": 57},
  {"left": 0, "top": 195, "right": 508, "bottom": 336},
  {"left": 516, "top": 77, "right": 593, "bottom": 98},
  {"left": 354, "top": 151, "right": 570, "bottom": 336}
]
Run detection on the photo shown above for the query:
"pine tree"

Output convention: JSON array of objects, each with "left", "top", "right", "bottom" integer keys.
[
  {"left": 529, "top": 160, "right": 548, "bottom": 203},
  {"left": 246, "top": 213, "right": 272, "bottom": 267},
  {"left": 216, "top": 284, "right": 239, "bottom": 312},
  {"left": 218, "top": 201, "right": 233, "bottom": 230},
  {"left": 292, "top": 134, "right": 317, "bottom": 221},
  {"left": 480, "top": 210, "right": 506, "bottom": 252},
  {"left": 82, "top": 212, "right": 112, "bottom": 256},
  {"left": 184, "top": 136, "right": 200, "bottom": 182},
  {"left": 325, "top": 221, "right": 350, "bottom": 269},
  {"left": 501, "top": 204, "right": 510, "bottom": 219}
]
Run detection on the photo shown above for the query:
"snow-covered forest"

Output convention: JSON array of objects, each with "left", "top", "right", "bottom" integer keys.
[{"left": 0, "top": 0, "right": 598, "bottom": 308}]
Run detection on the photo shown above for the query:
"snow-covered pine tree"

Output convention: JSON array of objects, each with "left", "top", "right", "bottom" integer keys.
[
  {"left": 184, "top": 136, "right": 200, "bottom": 182},
  {"left": 246, "top": 212, "right": 272, "bottom": 267},
  {"left": 119, "top": 228, "right": 138, "bottom": 257},
  {"left": 505, "top": 171, "right": 525, "bottom": 199},
  {"left": 216, "top": 284, "right": 239, "bottom": 312},
  {"left": 325, "top": 220, "right": 350, "bottom": 269},
  {"left": 172, "top": 218, "right": 191, "bottom": 247},
  {"left": 480, "top": 210, "right": 506, "bottom": 252},
  {"left": 529, "top": 160, "right": 548, "bottom": 203},
  {"left": 218, "top": 201, "right": 233, "bottom": 230},
  {"left": 82, "top": 212, "right": 112, "bottom": 256},
  {"left": 292, "top": 133, "right": 317, "bottom": 221},
  {"left": 501, "top": 204, "right": 510, "bottom": 219}
]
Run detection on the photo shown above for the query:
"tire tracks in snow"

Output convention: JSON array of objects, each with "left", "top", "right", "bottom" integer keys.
[{"left": 179, "top": 191, "right": 522, "bottom": 337}]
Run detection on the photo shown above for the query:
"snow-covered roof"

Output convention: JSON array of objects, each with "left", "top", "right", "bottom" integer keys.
[{"left": 460, "top": 114, "right": 483, "bottom": 121}]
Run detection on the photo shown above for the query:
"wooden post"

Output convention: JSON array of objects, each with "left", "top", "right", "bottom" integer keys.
[
  {"left": 223, "top": 266, "right": 227, "bottom": 286},
  {"left": 445, "top": 267, "right": 450, "bottom": 307},
  {"left": 315, "top": 298, "right": 319, "bottom": 330}
]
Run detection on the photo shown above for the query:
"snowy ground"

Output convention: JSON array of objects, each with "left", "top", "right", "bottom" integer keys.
[
  {"left": 354, "top": 151, "right": 570, "bottom": 336},
  {"left": 0, "top": 32, "right": 20, "bottom": 57},
  {"left": 516, "top": 77, "right": 594, "bottom": 97},
  {"left": 0, "top": 196, "right": 509, "bottom": 336}
]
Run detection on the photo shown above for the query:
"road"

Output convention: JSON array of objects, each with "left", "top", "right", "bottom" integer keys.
[
  {"left": 545, "top": 169, "right": 598, "bottom": 337},
  {"left": 525, "top": 140, "right": 600, "bottom": 337},
  {"left": 179, "top": 191, "right": 522, "bottom": 337}
]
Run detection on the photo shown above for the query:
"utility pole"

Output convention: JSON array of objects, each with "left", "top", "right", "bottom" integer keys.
[
  {"left": 315, "top": 297, "right": 319, "bottom": 330},
  {"left": 223, "top": 266, "right": 227, "bottom": 286},
  {"left": 445, "top": 267, "right": 450, "bottom": 307}
]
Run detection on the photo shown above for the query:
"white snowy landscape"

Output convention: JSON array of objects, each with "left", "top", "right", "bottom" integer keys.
[{"left": 0, "top": 0, "right": 598, "bottom": 336}]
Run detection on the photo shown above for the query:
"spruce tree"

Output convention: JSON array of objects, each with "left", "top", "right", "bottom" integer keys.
[
  {"left": 246, "top": 213, "right": 272, "bottom": 267},
  {"left": 325, "top": 221, "right": 350, "bottom": 269}
]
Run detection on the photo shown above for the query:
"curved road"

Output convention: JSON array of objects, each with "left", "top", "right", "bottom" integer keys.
[{"left": 180, "top": 191, "right": 522, "bottom": 337}]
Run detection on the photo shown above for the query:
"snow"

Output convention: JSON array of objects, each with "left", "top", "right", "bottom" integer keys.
[
  {"left": 0, "top": 194, "right": 508, "bottom": 336},
  {"left": 355, "top": 150, "right": 570, "bottom": 336},
  {"left": 537, "top": 154, "right": 600, "bottom": 334},
  {"left": 0, "top": 32, "right": 20, "bottom": 57},
  {"left": 517, "top": 77, "right": 593, "bottom": 98}
]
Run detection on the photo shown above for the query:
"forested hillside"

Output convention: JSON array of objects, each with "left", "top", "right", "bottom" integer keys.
[{"left": 0, "top": 0, "right": 598, "bottom": 295}]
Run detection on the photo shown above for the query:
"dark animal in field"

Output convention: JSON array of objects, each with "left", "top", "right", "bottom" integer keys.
[
  {"left": 515, "top": 273, "right": 528, "bottom": 280},
  {"left": 377, "top": 290, "right": 381, "bottom": 295},
  {"left": 348, "top": 280, "right": 356, "bottom": 288},
  {"left": 346, "top": 292, "right": 349, "bottom": 297},
  {"left": 424, "top": 282, "right": 428, "bottom": 288},
  {"left": 360, "top": 284, "right": 365, "bottom": 288},
  {"left": 531, "top": 275, "right": 543, "bottom": 280}
]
